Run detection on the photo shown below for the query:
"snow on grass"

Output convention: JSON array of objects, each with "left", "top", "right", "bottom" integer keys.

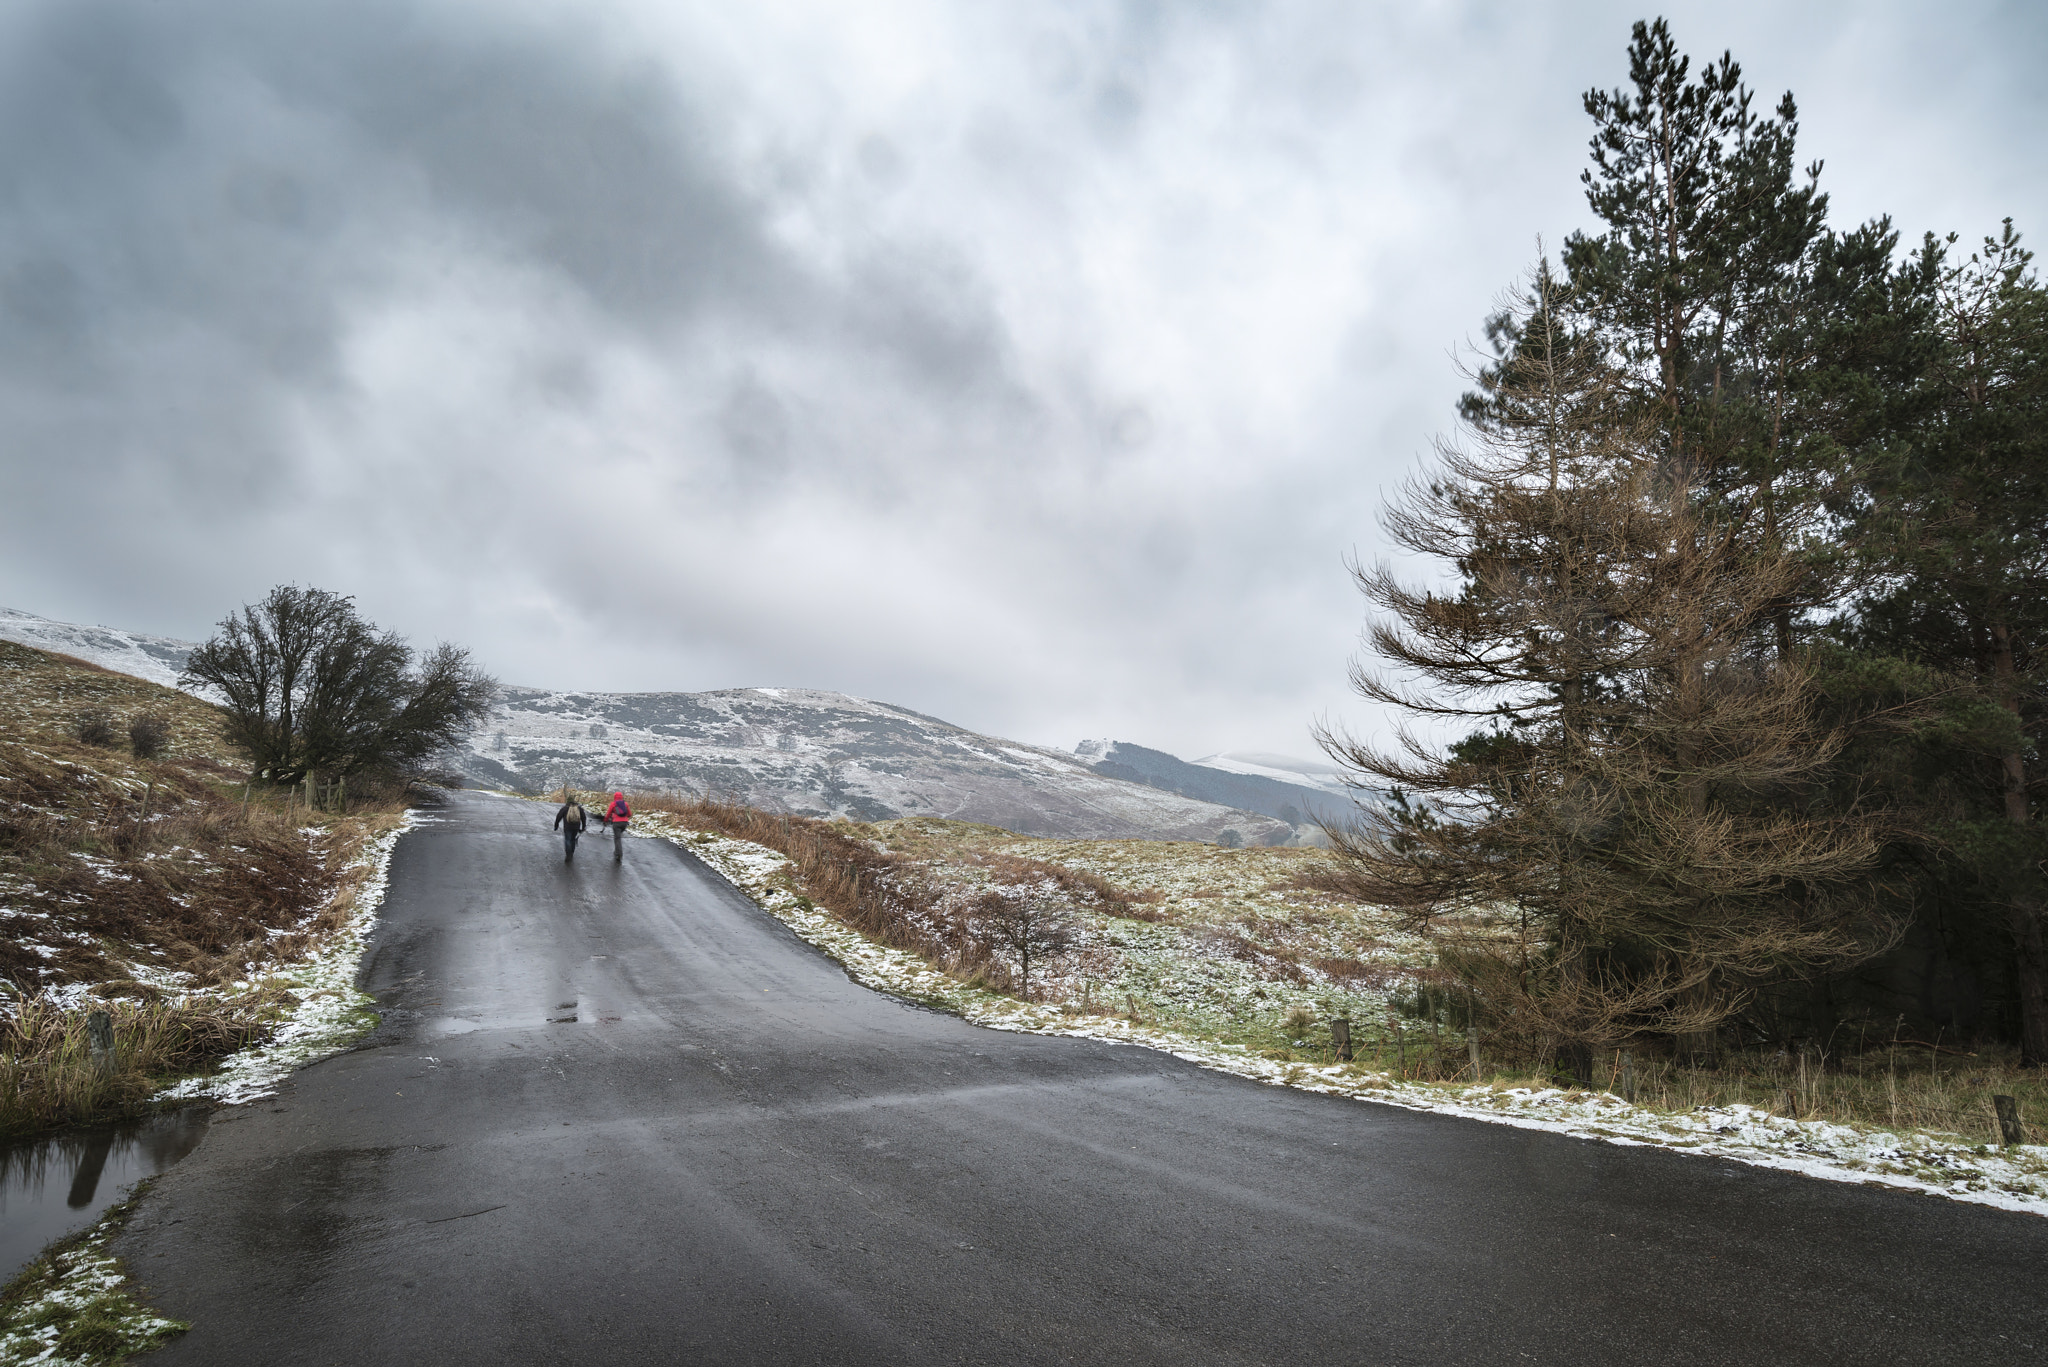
[
  {"left": 154, "top": 813, "right": 414, "bottom": 1105},
  {"left": 650, "top": 820, "right": 2048, "bottom": 1218},
  {"left": 0, "top": 1190, "right": 186, "bottom": 1366}
]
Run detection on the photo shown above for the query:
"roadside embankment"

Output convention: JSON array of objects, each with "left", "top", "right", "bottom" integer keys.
[
  {"left": 614, "top": 792, "right": 2048, "bottom": 1216},
  {"left": 0, "top": 640, "right": 411, "bottom": 1138}
]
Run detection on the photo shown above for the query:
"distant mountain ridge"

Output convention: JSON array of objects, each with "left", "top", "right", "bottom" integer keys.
[
  {"left": 468, "top": 685, "right": 1300, "bottom": 844},
  {"left": 1072, "top": 739, "right": 1358, "bottom": 833},
  {"left": 0, "top": 608, "right": 1306, "bottom": 844}
]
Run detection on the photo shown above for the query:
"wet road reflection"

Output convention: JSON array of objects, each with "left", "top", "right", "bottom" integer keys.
[{"left": 1, "top": 1107, "right": 211, "bottom": 1281}]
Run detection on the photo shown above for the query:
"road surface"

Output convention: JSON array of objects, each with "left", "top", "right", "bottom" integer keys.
[{"left": 115, "top": 790, "right": 2047, "bottom": 1364}]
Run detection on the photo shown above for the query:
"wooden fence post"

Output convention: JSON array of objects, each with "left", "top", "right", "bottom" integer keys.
[
  {"left": 1467, "top": 1026, "right": 1481, "bottom": 1081},
  {"left": 86, "top": 1010, "right": 115, "bottom": 1072},
  {"left": 1994, "top": 1095, "right": 2025, "bottom": 1146},
  {"left": 1621, "top": 1050, "right": 1636, "bottom": 1104},
  {"left": 1330, "top": 1018, "right": 1352, "bottom": 1063}
]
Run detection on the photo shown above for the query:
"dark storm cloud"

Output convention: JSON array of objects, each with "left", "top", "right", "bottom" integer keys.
[
  {"left": 1, "top": 0, "right": 2041, "bottom": 763},
  {"left": 0, "top": 0, "right": 1018, "bottom": 463}
]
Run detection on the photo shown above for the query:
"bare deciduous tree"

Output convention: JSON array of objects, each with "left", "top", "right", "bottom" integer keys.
[
  {"left": 182, "top": 585, "right": 497, "bottom": 784},
  {"left": 973, "top": 891, "right": 1075, "bottom": 1001}
]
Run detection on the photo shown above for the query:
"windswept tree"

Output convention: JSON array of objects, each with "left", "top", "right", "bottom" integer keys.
[
  {"left": 182, "top": 585, "right": 497, "bottom": 784},
  {"left": 1319, "top": 265, "right": 1895, "bottom": 1077}
]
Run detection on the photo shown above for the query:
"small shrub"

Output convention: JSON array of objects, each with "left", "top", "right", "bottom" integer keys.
[
  {"left": 1281, "top": 1003, "right": 1318, "bottom": 1036},
  {"left": 72, "top": 709, "right": 117, "bottom": 747},
  {"left": 127, "top": 713, "right": 171, "bottom": 759},
  {"left": 971, "top": 892, "right": 1076, "bottom": 1000}
]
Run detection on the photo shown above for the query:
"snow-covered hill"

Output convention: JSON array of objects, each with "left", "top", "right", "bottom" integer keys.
[
  {"left": 0, "top": 607, "right": 196, "bottom": 690},
  {"left": 470, "top": 686, "right": 1297, "bottom": 844},
  {"left": 1073, "top": 739, "right": 1357, "bottom": 834},
  {"left": 0, "top": 607, "right": 1298, "bottom": 844},
  {"left": 1190, "top": 751, "right": 1353, "bottom": 796}
]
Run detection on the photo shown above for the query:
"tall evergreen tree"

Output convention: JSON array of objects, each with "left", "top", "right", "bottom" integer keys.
[
  {"left": 1322, "top": 267, "right": 1891, "bottom": 1073},
  {"left": 1563, "top": 17, "right": 1827, "bottom": 496},
  {"left": 1849, "top": 224, "right": 2048, "bottom": 1062}
]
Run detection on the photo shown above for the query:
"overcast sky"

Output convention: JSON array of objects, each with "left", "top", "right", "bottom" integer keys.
[{"left": 2, "top": 1, "right": 2042, "bottom": 761}]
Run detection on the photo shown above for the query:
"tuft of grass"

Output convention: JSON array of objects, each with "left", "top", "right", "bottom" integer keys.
[
  {"left": 73, "top": 708, "right": 118, "bottom": 748},
  {"left": 0, "top": 993, "right": 279, "bottom": 1140}
]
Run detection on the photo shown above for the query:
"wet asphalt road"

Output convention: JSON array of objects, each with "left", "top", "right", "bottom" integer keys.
[{"left": 115, "top": 790, "right": 2045, "bottom": 1366}]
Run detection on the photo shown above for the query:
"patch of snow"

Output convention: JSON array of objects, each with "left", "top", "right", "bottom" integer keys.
[
  {"left": 0, "top": 1212, "right": 187, "bottom": 1362},
  {"left": 155, "top": 814, "right": 415, "bottom": 1106},
  {"left": 1190, "top": 752, "right": 1356, "bottom": 795}
]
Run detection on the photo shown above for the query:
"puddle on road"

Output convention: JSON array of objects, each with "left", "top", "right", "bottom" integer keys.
[{"left": 1, "top": 1107, "right": 211, "bottom": 1284}]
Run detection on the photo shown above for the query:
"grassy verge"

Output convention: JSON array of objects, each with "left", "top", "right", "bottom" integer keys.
[
  {"left": 0, "top": 995, "right": 276, "bottom": 1139},
  {"left": 1, "top": 638, "right": 413, "bottom": 1138},
  {"left": 0, "top": 1180, "right": 186, "bottom": 1365},
  {"left": 615, "top": 792, "right": 2047, "bottom": 1211}
]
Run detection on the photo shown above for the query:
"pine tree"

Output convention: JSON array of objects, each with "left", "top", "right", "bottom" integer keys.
[
  {"left": 1849, "top": 223, "right": 2048, "bottom": 1061},
  {"left": 1320, "top": 267, "right": 1892, "bottom": 1073}
]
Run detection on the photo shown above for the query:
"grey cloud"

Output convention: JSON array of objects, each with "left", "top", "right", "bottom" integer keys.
[
  {"left": 2, "top": 0, "right": 2041, "bottom": 767},
  {"left": 719, "top": 373, "right": 793, "bottom": 483},
  {"left": 0, "top": 1, "right": 804, "bottom": 367},
  {"left": 839, "top": 244, "right": 1020, "bottom": 402},
  {"left": 0, "top": 0, "right": 1043, "bottom": 539}
]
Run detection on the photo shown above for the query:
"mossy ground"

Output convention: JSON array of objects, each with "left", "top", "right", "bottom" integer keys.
[{"left": 0, "top": 1181, "right": 186, "bottom": 1365}]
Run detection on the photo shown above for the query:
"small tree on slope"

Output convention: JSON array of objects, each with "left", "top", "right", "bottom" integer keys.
[{"left": 181, "top": 585, "right": 497, "bottom": 786}]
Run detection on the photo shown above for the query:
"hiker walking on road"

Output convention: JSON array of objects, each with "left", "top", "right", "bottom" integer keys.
[
  {"left": 605, "top": 791, "right": 631, "bottom": 861},
  {"left": 555, "top": 794, "right": 588, "bottom": 863}
]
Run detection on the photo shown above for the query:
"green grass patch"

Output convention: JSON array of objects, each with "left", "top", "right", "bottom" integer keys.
[{"left": 0, "top": 1179, "right": 188, "bottom": 1365}]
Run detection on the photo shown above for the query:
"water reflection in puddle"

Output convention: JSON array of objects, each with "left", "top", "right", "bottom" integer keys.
[{"left": 1, "top": 1107, "right": 211, "bottom": 1282}]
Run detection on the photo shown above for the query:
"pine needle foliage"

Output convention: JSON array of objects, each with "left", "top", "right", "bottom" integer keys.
[{"left": 1319, "top": 264, "right": 1896, "bottom": 1065}]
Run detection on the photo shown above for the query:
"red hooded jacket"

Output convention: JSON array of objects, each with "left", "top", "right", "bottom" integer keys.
[{"left": 606, "top": 794, "right": 631, "bottom": 826}]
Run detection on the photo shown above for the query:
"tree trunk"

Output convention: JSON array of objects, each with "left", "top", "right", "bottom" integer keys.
[
  {"left": 2013, "top": 904, "right": 2048, "bottom": 1068},
  {"left": 1990, "top": 624, "right": 2047, "bottom": 1064}
]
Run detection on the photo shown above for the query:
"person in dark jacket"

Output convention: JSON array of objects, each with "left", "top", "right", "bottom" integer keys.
[
  {"left": 604, "top": 791, "right": 631, "bottom": 861},
  {"left": 555, "top": 795, "right": 588, "bottom": 863}
]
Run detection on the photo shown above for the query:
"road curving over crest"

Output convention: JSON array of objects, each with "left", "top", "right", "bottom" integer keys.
[{"left": 116, "top": 790, "right": 2046, "bottom": 1365}]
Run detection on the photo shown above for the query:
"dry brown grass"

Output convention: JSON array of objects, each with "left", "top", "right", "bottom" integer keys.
[
  {"left": 1329, "top": 1028, "right": 2046, "bottom": 1143},
  {"left": 0, "top": 992, "right": 279, "bottom": 1139},
  {"left": 628, "top": 793, "right": 1021, "bottom": 989},
  {"left": 1, "top": 640, "right": 410, "bottom": 1136},
  {"left": 0, "top": 740, "right": 329, "bottom": 989}
]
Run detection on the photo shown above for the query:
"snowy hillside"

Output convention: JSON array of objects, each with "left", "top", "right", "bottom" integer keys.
[
  {"left": 0, "top": 607, "right": 196, "bottom": 690},
  {"left": 1191, "top": 751, "right": 1353, "bottom": 796},
  {"left": 470, "top": 687, "right": 1297, "bottom": 844},
  {"left": 1073, "top": 739, "right": 1358, "bottom": 832},
  {"left": 0, "top": 606, "right": 1299, "bottom": 843}
]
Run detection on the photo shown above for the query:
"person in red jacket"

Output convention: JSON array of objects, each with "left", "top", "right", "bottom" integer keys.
[{"left": 604, "top": 791, "right": 631, "bottom": 861}]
